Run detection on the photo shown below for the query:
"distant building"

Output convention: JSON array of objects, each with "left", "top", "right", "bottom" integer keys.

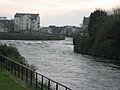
[
  {"left": 83, "top": 16, "right": 89, "bottom": 25},
  {"left": 0, "top": 17, "right": 7, "bottom": 20},
  {"left": 80, "top": 17, "right": 90, "bottom": 37},
  {"left": 40, "top": 27, "right": 52, "bottom": 34},
  {"left": 0, "top": 17, "right": 12, "bottom": 32},
  {"left": 40, "top": 25, "right": 81, "bottom": 36},
  {"left": 14, "top": 13, "right": 40, "bottom": 32},
  {"left": 82, "top": 16, "right": 90, "bottom": 30},
  {"left": 60, "top": 26, "right": 81, "bottom": 36}
]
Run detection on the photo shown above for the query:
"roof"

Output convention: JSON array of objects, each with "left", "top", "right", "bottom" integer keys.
[
  {"left": 0, "top": 20, "right": 10, "bottom": 24},
  {"left": 14, "top": 13, "right": 39, "bottom": 20}
]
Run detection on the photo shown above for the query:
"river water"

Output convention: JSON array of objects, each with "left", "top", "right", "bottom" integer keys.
[{"left": 0, "top": 38, "right": 120, "bottom": 90}]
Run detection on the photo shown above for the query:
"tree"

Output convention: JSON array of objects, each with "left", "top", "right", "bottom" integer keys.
[{"left": 88, "top": 9, "right": 107, "bottom": 37}]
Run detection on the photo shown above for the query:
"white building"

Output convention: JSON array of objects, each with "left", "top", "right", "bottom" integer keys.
[{"left": 14, "top": 13, "right": 40, "bottom": 31}]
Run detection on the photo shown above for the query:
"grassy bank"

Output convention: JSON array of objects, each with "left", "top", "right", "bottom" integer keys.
[
  {"left": 0, "top": 69, "right": 28, "bottom": 90},
  {"left": 0, "top": 33, "right": 65, "bottom": 40}
]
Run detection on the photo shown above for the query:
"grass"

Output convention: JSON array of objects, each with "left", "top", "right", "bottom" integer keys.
[{"left": 0, "top": 69, "right": 29, "bottom": 90}]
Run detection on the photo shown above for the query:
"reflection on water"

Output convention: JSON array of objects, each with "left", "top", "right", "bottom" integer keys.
[{"left": 0, "top": 38, "right": 120, "bottom": 90}]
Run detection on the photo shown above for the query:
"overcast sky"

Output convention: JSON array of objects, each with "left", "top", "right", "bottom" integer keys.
[{"left": 0, "top": 0, "right": 120, "bottom": 27}]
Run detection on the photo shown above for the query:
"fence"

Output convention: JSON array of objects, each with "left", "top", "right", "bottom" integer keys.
[{"left": 0, "top": 54, "right": 72, "bottom": 90}]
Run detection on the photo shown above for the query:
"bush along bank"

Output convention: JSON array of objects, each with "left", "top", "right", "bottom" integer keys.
[
  {"left": 73, "top": 8, "right": 120, "bottom": 62},
  {"left": 0, "top": 44, "right": 37, "bottom": 89},
  {"left": 0, "top": 44, "right": 36, "bottom": 68}
]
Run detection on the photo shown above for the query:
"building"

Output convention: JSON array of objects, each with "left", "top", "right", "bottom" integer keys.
[
  {"left": 14, "top": 13, "right": 40, "bottom": 32},
  {"left": 40, "top": 27, "right": 52, "bottom": 34},
  {"left": 80, "top": 17, "right": 90, "bottom": 37},
  {"left": 60, "top": 26, "right": 81, "bottom": 36},
  {"left": 0, "top": 17, "right": 11, "bottom": 32},
  {"left": 40, "top": 25, "right": 81, "bottom": 36},
  {"left": 83, "top": 16, "right": 89, "bottom": 25},
  {"left": 82, "top": 16, "right": 89, "bottom": 30}
]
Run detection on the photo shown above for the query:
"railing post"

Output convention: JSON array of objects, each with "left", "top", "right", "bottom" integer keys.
[
  {"left": 18, "top": 64, "right": 20, "bottom": 78},
  {"left": 6, "top": 59, "right": 8, "bottom": 71},
  {"left": 36, "top": 73, "right": 38, "bottom": 90},
  {"left": 7, "top": 59, "right": 9, "bottom": 71},
  {"left": 1, "top": 61, "right": 3, "bottom": 68},
  {"left": 10, "top": 60, "right": 12, "bottom": 74},
  {"left": 22, "top": 66, "right": 24, "bottom": 81},
  {"left": 48, "top": 79, "right": 50, "bottom": 90},
  {"left": 65, "top": 87, "right": 67, "bottom": 90},
  {"left": 9, "top": 60, "right": 11, "bottom": 72},
  {"left": 8, "top": 60, "right": 11, "bottom": 71},
  {"left": 8, "top": 59, "right": 10, "bottom": 71},
  {"left": 4, "top": 59, "right": 6, "bottom": 70},
  {"left": 0, "top": 61, "right": 1, "bottom": 67},
  {"left": 26, "top": 68, "right": 28, "bottom": 83},
  {"left": 30, "top": 70, "right": 33, "bottom": 85},
  {"left": 56, "top": 83, "right": 58, "bottom": 90},
  {"left": 14, "top": 63, "right": 16, "bottom": 76},
  {"left": 41, "top": 76, "right": 43, "bottom": 90},
  {"left": 5, "top": 60, "right": 7, "bottom": 70},
  {"left": 2, "top": 61, "right": 5, "bottom": 68}
]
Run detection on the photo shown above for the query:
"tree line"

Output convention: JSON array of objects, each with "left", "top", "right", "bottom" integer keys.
[{"left": 73, "top": 8, "right": 120, "bottom": 62}]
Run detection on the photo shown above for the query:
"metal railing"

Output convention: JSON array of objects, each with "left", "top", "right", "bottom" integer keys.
[{"left": 0, "top": 54, "right": 72, "bottom": 90}]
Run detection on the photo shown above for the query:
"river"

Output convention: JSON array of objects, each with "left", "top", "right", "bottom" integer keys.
[{"left": 0, "top": 38, "right": 120, "bottom": 90}]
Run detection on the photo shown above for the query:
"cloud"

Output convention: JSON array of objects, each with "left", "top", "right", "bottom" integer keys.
[
  {"left": 56, "top": 0, "right": 95, "bottom": 3},
  {"left": 41, "top": 10, "right": 90, "bottom": 26},
  {"left": 0, "top": 0, "right": 120, "bottom": 26}
]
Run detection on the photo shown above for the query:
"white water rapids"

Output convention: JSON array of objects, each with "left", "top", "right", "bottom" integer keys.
[{"left": 0, "top": 38, "right": 120, "bottom": 90}]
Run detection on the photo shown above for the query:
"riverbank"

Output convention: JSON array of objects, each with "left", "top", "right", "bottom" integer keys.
[
  {"left": 0, "top": 69, "right": 28, "bottom": 90},
  {"left": 73, "top": 35, "right": 120, "bottom": 64},
  {"left": 73, "top": 8, "right": 120, "bottom": 63},
  {"left": 0, "top": 33, "right": 65, "bottom": 40}
]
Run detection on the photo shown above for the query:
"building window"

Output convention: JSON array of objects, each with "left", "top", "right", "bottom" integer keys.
[
  {"left": 16, "top": 21, "right": 18, "bottom": 23},
  {"left": 4, "top": 28, "right": 7, "bottom": 31},
  {"left": 26, "top": 19, "right": 29, "bottom": 22},
  {"left": 21, "top": 23, "right": 23, "bottom": 25},
  {"left": 26, "top": 27, "right": 28, "bottom": 29},
  {"left": 26, "top": 23, "right": 29, "bottom": 25},
  {"left": 37, "top": 26, "right": 39, "bottom": 29},
  {"left": 21, "top": 27, "right": 23, "bottom": 29}
]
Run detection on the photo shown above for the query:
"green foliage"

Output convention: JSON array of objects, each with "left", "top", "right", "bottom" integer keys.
[
  {"left": 88, "top": 9, "right": 107, "bottom": 37},
  {"left": 90, "top": 39, "right": 120, "bottom": 59},
  {"left": 0, "top": 44, "right": 37, "bottom": 71},
  {"left": 74, "top": 8, "right": 120, "bottom": 62},
  {"left": 0, "top": 69, "right": 27, "bottom": 90},
  {"left": 0, "top": 44, "right": 27, "bottom": 65},
  {"left": 0, "top": 45, "right": 52, "bottom": 90},
  {"left": 73, "top": 36, "right": 94, "bottom": 54}
]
